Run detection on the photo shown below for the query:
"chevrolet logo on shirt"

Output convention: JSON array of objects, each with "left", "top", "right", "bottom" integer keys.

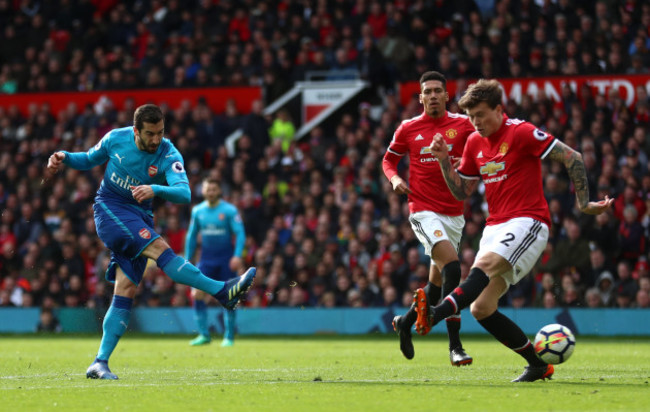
[
  {"left": 480, "top": 161, "right": 505, "bottom": 176},
  {"left": 420, "top": 144, "right": 453, "bottom": 155}
]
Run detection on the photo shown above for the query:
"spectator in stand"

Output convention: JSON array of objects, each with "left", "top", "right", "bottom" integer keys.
[
  {"left": 163, "top": 214, "right": 186, "bottom": 254},
  {"left": 241, "top": 99, "right": 271, "bottom": 162},
  {"left": 618, "top": 205, "right": 646, "bottom": 263},
  {"left": 13, "top": 203, "right": 44, "bottom": 254},
  {"left": 639, "top": 277, "right": 650, "bottom": 295},
  {"left": 540, "top": 218, "right": 591, "bottom": 282},
  {"left": 614, "top": 185, "right": 646, "bottom": 223},
  {"left": 36, "top": 308, "right": 62, "bottom": 332},
  {"left": 508, "top": 273, "right": 535, "bottom": 308},
  {"left": 268, "top": 109, "right": 295, "bottom": 154},
  {"left": 615, "top": 261, "right": 639, "bottom": 305},
  {"left": 560, "top": 274, "right": 582, "bottom": 308},
  {"left": 586, "top": 246, "right": 616, "bottom": 288},
  {"left": 534, "top": 273, "right": 560, "bottom": 307},
  {"left": 596, "top": 271, "right": 616, "bottom": 307},
  {"left": 342, "top": 238, "right": 371, "bottom": 272},
  {"left": 585, "top": 287, "right": 603, "bottom": 308},
  {"left": 1, "top": 241, "right": 21, "bottom": 278},
  {"left": 542, "top": 291, "right": 558, "bottom": 309},
  {"left": 615, "top": 287, "right": 636, "bottom": 308},
  {"left": 635, "top": 289, "right": 650, "bottom": 308},
  {"left": 587, "top": 211, "right": 620, "bottom": 260}
]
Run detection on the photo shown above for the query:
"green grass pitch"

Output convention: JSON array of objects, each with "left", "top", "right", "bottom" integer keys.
[{"left": 1, "top": 334, "right": 648, "bottom": 411}]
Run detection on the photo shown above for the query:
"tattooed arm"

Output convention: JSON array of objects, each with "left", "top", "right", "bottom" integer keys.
[
  {"left": 430, "top": 134, "right": 478, "bottom": 200},
  {"left": 547, "top": 140, "right": 613, "bottom": 214},
  {"left": 438, "top": 156, "right": 478, "bottom": 200},
  {"left": 547, "top": 140, "right": 590, "bottom": 209}
]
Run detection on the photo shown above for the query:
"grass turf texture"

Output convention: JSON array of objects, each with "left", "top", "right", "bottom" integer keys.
[{"left": 1, "top": 334, "right": 648, "bottom": 411}]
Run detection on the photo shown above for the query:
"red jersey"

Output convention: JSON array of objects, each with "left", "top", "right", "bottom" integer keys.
[
  {"left": 383, "top": 111, "right": 474, "bottom": 215},
  {"left": 457, "top": 115, "right": 556, "bottom": 227}
]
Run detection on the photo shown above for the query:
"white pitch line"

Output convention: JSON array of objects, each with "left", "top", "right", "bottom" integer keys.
[{"left": 0, "top": 378, "right": 440, "bottom": 391}]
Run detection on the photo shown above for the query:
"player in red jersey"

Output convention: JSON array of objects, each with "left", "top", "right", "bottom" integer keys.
[
  {"left": 417, "top": 79, "right": 613, "bottom": 382},
  {"left": 382, "top": 71, "right": 475, "bottom": 364}
]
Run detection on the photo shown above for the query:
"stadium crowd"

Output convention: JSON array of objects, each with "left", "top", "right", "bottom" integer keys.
[
  {"left": 1, "top": 0, "right": 649, "bottom": 94},
  {"left": 1, "top": 0, "right": 650, "bottom": 314}
]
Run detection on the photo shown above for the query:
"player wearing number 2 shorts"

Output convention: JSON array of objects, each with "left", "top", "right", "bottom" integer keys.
[
  {"left": 421, "top": 79, "right": 613, "bottom": 382},
  {"left": 382, "top": 71, "right": 475, "bottom": 365}
]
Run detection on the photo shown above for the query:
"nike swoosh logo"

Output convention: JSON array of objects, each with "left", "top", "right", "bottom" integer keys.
[{"left": 120, "top": 321, "right": 128, "bottom": 329}]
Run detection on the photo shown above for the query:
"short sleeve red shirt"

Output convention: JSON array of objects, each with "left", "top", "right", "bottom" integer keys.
[
  {"left": 457, "top": 114, "right": 556, "bottom": 226},
  {"left": 387, "top": 111, "right": 475, "bottom": 215}
]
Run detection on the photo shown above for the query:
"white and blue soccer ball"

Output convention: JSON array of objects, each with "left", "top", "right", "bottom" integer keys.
[{"left": 534, "top": 323, "right": 576, "bottom": 365}]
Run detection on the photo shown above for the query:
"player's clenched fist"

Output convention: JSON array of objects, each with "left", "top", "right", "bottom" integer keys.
[
  {"left": 390, "top": 175, "right": 412, "bottom": 195},
  {"left": 47, "top": 151, "right": 66, "bottom": 174},
  {"left": 130, "top": 185, "right": 155, "bottom": 203},
  {"left": 429, "top": 134, "right": 449, "bottom": 160}
]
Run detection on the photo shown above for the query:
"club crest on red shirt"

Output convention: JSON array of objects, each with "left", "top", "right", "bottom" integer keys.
[
  {"left": 446, "top": 129, "right": 457, "bottom": 139},
  {"left": 148, "top": 165, "right": 158, "bottom": 177},
  {"left": 139, "top": 228, "right": 151, "bottom": 239}
]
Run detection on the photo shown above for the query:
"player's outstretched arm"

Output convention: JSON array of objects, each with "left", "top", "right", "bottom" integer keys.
[
  {"left": 430, "top": 135, "right": 477, "bottom": 200},
  {"left": 547, "top": 140, "right": 614, "bottom": 215},
  {"left": 47, "top": 138, "right": 110, "bottom": 174}
]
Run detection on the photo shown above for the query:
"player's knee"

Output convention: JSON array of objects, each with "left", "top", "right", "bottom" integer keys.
[
  {"left": 470, "top": 300, "right": 496, "bottom": 320},
  {"left": 472, "top": 258, "right": 493, "bottom": 274},
  {"left": 115, "top": 279, "right": 137, "bottom": 299},
  {"left": 143, "top": 237, "right": 171, "bottom": 260},
  {"left": 469, "top": 302, "right": 486, "bottom": 319},
  {"left": 473, "top": 254, "right": 508, "bottom": 277}
]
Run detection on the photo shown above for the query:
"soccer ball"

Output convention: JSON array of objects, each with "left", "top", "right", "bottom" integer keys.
[{"left": 533, "top": 323, "right": 576, "bottom": 364}]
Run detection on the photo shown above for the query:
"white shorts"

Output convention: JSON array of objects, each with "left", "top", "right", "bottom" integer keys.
[
  {"left": 409, "top": 211, "right": 464, "bottom": 258},
  {"left": 475, "top": 217, "right": 549, "bottom": 286}
]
